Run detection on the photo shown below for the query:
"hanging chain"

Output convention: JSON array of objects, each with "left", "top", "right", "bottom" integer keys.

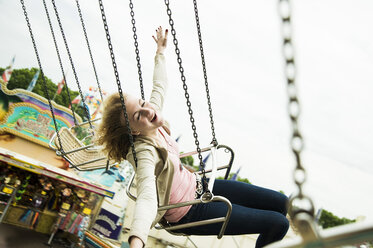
[
  {"left": 75, "top": 0, "right": 104, "bottom": 102},
  {"left": 51, "top": 0, "right": 92, "bottom": 129},
  {"left": 42, "top": 0, "right": 77, "bottom": 126},
  {"left": 128, "top": 0, "right": 145, "bottom": 100},
  {"left": 192, "top": 0, "right": 217, "bottom": 146},
  {"left": 97, "top": 0, "right": 138, "bottom": 167},
  {"left": 20, "top": 0, "right": 64, "bottom": 153},
  {"left": 164, "top": 0, "right": 207, "bottom": 191},
  {"left": 279, "top": 0, "right": 314, "bottom": 217}
]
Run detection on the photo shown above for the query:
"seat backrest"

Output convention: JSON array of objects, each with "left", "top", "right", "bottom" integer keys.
[{"left": 51, "top": 127, "right": 116, "bottom": 170}]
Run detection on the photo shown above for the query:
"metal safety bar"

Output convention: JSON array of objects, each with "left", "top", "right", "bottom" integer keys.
[
  {"left": 180, "top": 144, "right": 234, "bottom": 180},
  {"left": 179, "top": 145, "right": 215, "bottom": 158},
  {"left": 156, "top": 195, "right": 232, "bottom": 239},
  {"left": 72, "top": 117, "right": 101, "bottom": 128}
]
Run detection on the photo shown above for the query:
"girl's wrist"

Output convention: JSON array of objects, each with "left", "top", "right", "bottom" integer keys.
[{"left": 156, "top": 48, "right": 165, "bottom": 54}]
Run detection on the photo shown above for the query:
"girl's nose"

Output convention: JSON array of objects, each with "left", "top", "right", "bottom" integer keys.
[{"left": 141, "top": 108, "right": 152, "bottom": 118}]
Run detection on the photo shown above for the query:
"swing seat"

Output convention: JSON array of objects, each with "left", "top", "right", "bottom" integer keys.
[
  {"left": 126, "top": 144, "right": 235, "bottom": 239},
  {"left": 49, "top": 127, "right": 117, "bottom": 171}
]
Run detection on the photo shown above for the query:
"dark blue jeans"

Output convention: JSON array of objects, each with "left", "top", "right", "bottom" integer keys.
[{"left": 172, "top": 179, "right": 289, "bottom": 248}]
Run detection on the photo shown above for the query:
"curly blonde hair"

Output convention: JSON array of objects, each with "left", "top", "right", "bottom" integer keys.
[{"left": 96, "top": 93, "right": 133, "bottom": 163}]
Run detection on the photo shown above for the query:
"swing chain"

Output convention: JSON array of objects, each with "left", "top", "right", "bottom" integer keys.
[
  {"left": 164, "top": 0, "right": 208, "bottom": 191},
  {"left": 51, "top": 0, "right": 93, "bottom": 130},
  {"left": 129, "top": 0, "right": 145, "bottom": 101},
  {"left": 75, "top": 0, "right": 104, "bottom": 102},
  {"left": 98, "top": 0, "right": 138, "bottom": 167},
  {"left": 20, "top": 0, "right": 65, "bottom": 154},
  {"left": 279, "top": 0, "right": 315, "bottom": 218},
  {"left": 192, "top": 0, "right": 217, "bottom": 146},
  {"left": 42, "top": 0, "right": 78, "bottom": 126}
]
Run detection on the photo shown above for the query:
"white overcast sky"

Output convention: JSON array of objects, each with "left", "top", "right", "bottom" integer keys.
[{"left": 0, "top": 0, "right": 372, "bottom": 221}]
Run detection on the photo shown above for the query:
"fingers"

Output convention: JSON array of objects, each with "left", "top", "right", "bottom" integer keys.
[
  {"left": 153, "top": 26, "right": 168, "bottom": 44},
  {"left": 163, "top": 29, "right": 168, "bottom": 46},
  {"left": 164, "top": 29, "right": 168, "bottom": 39},
  {"left": 156, "top": 26, "right": 163, "bottom": 39}
]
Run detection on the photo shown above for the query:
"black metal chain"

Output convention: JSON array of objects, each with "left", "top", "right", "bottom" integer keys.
[
  {"left": 163, "top": 0, "right": 207, "bottom": 192},
  {"left": 42, "top": 0, "right": 78, "bottom": 126},
  {"left": 51, "top": 0, "right": 92, "bottom": 129},
  {"left": 278, "top": 0, "right": 314, "bottom": 218},
  {"left": 97, "top": 0, "right": 138, "bottom": 167},
  {"left": 20, "top": 0, "right": 64, "bottom": 153},
  {"left": 75, "top": 0, "right": 104, "bottom": 102},
  {"left": 192, "top": 0, "right": 217, "bottom": 146},
  {"left": 128, "top": 0, "right": 145, "bottom": 100}
]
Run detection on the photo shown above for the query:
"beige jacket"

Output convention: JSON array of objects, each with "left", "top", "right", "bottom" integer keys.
[{"left": 126, "top": 54, "right": 175, "bottom": 245}]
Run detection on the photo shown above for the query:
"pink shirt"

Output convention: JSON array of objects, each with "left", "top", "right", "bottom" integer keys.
[{"left": 158, "top": 127, "right": 196, "bottom": 223}]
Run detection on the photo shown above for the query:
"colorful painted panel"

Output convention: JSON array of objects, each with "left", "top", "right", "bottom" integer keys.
[
  {"left": 0, "top": 103, "right": 69, "bottom": 147},
  {"left": 0, "top": 80, "right": 81, "bottom": 147}
]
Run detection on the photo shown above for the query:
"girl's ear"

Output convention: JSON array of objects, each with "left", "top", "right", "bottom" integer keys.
[{"left": 131, "top": 130, "right": 140, "bottom": 135}]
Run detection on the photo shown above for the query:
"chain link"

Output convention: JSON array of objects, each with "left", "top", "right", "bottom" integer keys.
[
  {"left": 75, "top": 0, "right": 104, "bottom": 102},
  {"left": 278, "top": 0, "right": 314, "bottom": 217},
  {"left": 164, "top": 0, "right": 208, "bottom": 191},
  {"left": 128, "top": 0, "right": 145, "bottom": 100},
  {"left": 42, "top": 0, "right": 78, "bottom": 126},
  {"left": 20, "top": 0, "right": 64, "bottom": 153},
  {"left": 192, "top": 0, "right": 217, "bottom": 146},
  {"left": 51, "top": 0, "right": 92, "bottom": 129},
  {"left": 97, "top": 0, "right": 138, "bottom": 167}
]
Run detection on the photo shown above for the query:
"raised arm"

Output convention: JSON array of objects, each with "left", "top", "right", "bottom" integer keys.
[
  {"left": 150, "top": 27, "right": 168, "bottom": 111},
  {"left": 129, "top": 26, "right": 168, "bottom": 248}
]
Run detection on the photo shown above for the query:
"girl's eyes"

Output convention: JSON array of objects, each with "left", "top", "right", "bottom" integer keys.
[{"left": 137, "top": 102, "right": 146, "bottom": 121}]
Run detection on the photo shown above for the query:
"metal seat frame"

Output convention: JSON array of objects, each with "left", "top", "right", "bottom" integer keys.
[
  {"left": 265, "top": 212, "right": 373, "bottom": 248},
  {"left": 126, "top": 144, "right": 234, "bottom": 239},
  {"left": 49, "top": 120, "right": 117, "bottom": 171}
]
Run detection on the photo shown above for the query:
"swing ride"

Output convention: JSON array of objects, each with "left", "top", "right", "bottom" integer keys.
[{"left": 17, "top": 0, "right": 373, "bottom": 247}]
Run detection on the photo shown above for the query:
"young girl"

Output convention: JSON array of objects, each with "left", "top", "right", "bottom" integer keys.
[{"left": 97, "top": 26, "right": 289, "bottom": 248}]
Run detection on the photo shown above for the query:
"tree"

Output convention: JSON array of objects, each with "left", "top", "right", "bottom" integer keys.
[
  {"left": 318, "top": 209, "right": 356, "bottom": 229},
  {"left": 217, "top": 173, "right": 251, "bottom": 184},
  {"left": 0, "top": 67, "right": 85, "bottom": 119},
  {"left": 180, "top": 155, "right": 194, "bottom": 167}
]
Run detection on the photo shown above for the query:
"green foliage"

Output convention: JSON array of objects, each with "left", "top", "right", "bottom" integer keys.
[
  {"left": 71, "top": 125, "right": 93, "bottom": 145},
  {"left": 217, "top": 173, "right": 251, "bottom": 184},
  {"left": 318, "top": 209, "right": 356, "bottom": 229},
  {"left": 180, "top": 155, "right": 200, "bottom": 171},
  {"left": 0, "top": 67, "right": 85, "bottom": 119},
  {"left": 180, "top": 155, "right": 194, "bottom": 166}
]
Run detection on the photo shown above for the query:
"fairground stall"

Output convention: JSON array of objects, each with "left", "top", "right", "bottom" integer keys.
[{"left": 0, "top": 79, "right": 117, "bottom": 247}]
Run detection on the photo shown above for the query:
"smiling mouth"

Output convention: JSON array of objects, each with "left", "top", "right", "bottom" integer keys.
[{"left": 151, "top": 113, "right": 157, "bottom": 122}]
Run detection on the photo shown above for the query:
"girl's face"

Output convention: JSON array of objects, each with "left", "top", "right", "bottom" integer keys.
[{"left": 125, "top": 95, "right": 164, "bottom": 136}]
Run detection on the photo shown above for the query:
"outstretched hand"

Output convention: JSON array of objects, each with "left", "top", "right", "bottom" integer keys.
[{"left": 152, "top": 26, "right": 168, "bottom": 54}]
